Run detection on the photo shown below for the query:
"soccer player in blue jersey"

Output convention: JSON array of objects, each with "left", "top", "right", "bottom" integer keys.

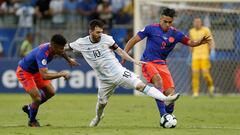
[
  {"left": 16, "top": 34, "right": 78, "bottom": 127},
  {"left": 123, "top": 8, "right": 211, "bottom": 126}
]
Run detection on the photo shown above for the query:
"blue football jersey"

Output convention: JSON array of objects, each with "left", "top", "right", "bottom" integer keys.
[{"left": 18, "top": 43, "right": 54, "bottom": 73}]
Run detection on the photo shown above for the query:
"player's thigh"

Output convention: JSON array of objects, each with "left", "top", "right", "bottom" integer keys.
[
  {"left": 200, "top": 59, "right": 211, "bottom": 70},
  {"left": 152, "top": 73, "right": 163, "bottom": 89},
  {"left": 98, "top": 81, "right": 117, "bottom": 104},
  {"left": 27, "top": 87, "right": 42, "bottom": 102},
  {"left": 16, "top": 66, "right": 38, "bottom": 92},
  {"left": 156, "top": 64, "right": 175, "bottom": 91},
  {"left": 142, "top": 62, "right": 159, "bottom": 83},
  {"left": 118, "top": 69, "right": 142, "bottom": 90},
  {"left": 33, "top": 73, "right": 51, "bottom": 90},
  {"left": 192, "top": 59, "right": 201, "bottom": 71}
]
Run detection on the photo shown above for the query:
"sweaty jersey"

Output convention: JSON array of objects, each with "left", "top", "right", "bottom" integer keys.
[
  {"left": 189, "top": 26, "right": 212, "bottom": 60},
  {"left": 18, "top": 43, "right": 53, "bottom": 74},
  {"left": 69, "top": 34, "right": 124, "bottom": 81},
  {"left": 137, "top": 24, "right": 189, "bottom": 62}
]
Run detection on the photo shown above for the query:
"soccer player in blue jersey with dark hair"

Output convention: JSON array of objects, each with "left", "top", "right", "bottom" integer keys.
[
  {"left": 16, "top": 34, "right": 79, "bottom": 127},
  {"left": 123, "top": 8, "right": 212, "bottom": 126}
]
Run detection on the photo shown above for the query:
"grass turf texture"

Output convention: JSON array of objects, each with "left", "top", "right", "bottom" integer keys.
[{"left": 0, "top": 94, "right": 240, "bottom": 135}]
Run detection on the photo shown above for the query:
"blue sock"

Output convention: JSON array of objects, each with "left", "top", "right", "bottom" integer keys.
[
  {"left": 155, "top": 99, "right": 167, "bottom": 117},
  {"left": 166, "top": 103, "right": 175, "bottom": 114},
  {"left": 29, "top": 102, "right": 39, "bottom": 122}
]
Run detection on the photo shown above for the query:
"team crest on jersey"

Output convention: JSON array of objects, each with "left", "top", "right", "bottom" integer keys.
[
  {"left": 42, "top": 59, "right": 47, "bottom": 65},
  {"left": 162, "top": 36, "right": 168, "bottom": 40},
  {"left": 101, "top": 44, "right": 106, "bottom": 48},
  {"left": 168, "top": 37, "right": 175, "bottom": 43}
]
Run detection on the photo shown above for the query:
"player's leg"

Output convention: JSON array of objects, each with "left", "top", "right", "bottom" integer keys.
[
  {"left": 201, "top": 59, "right": 214, "bottom": 97},
  {"left": 27, "top": 88, "right": 42, "bottom": 127},
  {"left": 22, "top": 73, "right": 53, "bottom": 127},
  {"left": 192, "top": 59, "right": 200, "bottom": 97},
  {"left": 151, "top": 74, "right": 167, "bottom": 117},
  {"left": 117, "top": 68, "right": 179, "bottom": 128},
  {"left": 34, "top": 72, "right": 53, "bottom": 104},
  {"left": 89, "top": 82, "right": 117, "bottom": 127},
  {"left": 156, "top": 65, "right": 177, "bottom": 114},
  {"left": 119, "top": 68, "right": 179, "bottom": 108},
  {"left": 164, "top": 87, "right": 175, "bottom": 114},
  {"left": 39, "top": 83, "right": 55, "bottom": 104},
  {"left": 155, "top": 64, "right": 177, "bottom": 116},
  {"left": 16, "top": 66, "right": 41, "bottom": 127},
  {"left": 142, "top": 63, "right": 172, "bottom": 117}
]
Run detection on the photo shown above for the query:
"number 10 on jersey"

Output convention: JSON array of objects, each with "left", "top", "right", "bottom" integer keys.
[{"left": 93, "top": 50, "right": 101, "bottom": 58}]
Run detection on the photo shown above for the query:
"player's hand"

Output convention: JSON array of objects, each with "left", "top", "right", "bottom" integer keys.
[
  {"left": 199, "top": 36, "right": 211, "bottom": 45},
  {"left": 134, "top": 60, "right": 146, "bottom": 66},
  {"left": 68, "top": 58, "right": 80, "bottom": 67},
  {"left": 60, "top": 71, "right": 70, "bottom": 80}
]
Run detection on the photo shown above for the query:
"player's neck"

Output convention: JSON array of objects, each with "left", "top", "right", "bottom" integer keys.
[
  {"left": 195, "top": 26, "right": 202, "bottom": 30},
  {"left": 89, "top": 36, "right": 100, "bottom": 43}
]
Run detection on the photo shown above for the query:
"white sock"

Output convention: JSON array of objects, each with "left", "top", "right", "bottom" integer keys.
[
  {"left": 96, "top": 102, "right": 106, "bottom": 118},
  {"left": 143, "top": 85, "right": 167, "bottom": 101}
]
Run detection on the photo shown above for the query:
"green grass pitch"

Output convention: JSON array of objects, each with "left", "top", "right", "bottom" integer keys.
[{"left": 0, "top": 94, "right": 240, "bottom": 135}]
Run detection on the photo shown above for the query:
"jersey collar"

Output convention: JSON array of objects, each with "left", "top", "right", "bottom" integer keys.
[{"left": 89, "top": 36, "right": 100, "bottom": 44}]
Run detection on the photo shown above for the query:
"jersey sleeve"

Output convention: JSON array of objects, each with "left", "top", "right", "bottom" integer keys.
[
  {"left": 137, "top": 25, "right": 150, "bottom": 39},
  {"left": 69, "top": 38, "right": 81, "bottom": 51},
  {"left": 176, "top": 30, "right": 190, "bottom": 45},
  {"left": 36, "top": 49, "right": 48, "bottom": 69},
  {"left": 105, "top": 35, "right": 115, "bottom": 47}
]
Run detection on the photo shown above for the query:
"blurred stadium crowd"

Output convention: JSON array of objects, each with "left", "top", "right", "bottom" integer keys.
[{"left": 0, "top": 0, "right": 133, "bottom": 58}]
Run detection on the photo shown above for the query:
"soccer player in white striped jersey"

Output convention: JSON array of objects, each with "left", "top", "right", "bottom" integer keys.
[{"left": 66, "top": 19, "right": 180, "bottom": 127}]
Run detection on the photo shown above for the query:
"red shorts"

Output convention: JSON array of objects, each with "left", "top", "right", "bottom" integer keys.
[
  {"left": 16, "top": 66, "right": 51, "bottom": 92},
  {"left": 142, "top": 62, "right": 174, "bottom": 91}
]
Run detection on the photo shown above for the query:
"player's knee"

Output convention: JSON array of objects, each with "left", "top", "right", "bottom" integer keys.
[
  {"left": 202, "top": 71, "right": 210, "bottom": 77},
  {"left": 33, "top": 96, "right": 42, "bottom": 104},
  {"left": 98, "top": 98, "right": 108, "bottom": 105},
  {"left": 43, "top": 90, "right": 55, "bottom": 99},
  {"left": 152, "top": 77, "right": 163, "bottom": 89},
  {"left": 48, "top": 91, "right": 55, "bottom": 98},
  {"left": 164, "top": 88, "right": 175, "bottom": 96}
]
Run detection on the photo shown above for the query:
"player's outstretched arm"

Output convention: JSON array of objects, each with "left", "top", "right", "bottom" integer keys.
[
  {"left": 115, "top": 47, "right": 145, "bottom": 66},
  {"left": 39, "top": 68, "right": 70, "bottom": 80},
  {"left": 124, "top": 35, "right": 142, "bottom": 53},
  {"left": 121, "top": 35, "right": 142, "bottom": 64},
  {"left": 61, "top": 51, "right": 79, "bottom": 67},
  {"left": 188, "top": 36, "right": 212, "bottom": 47}
]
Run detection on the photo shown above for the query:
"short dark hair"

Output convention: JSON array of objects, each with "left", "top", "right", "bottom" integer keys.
[
  {"left": 51, "top": 34, "right": 67, "bottom": 46},
  {"left": 161, "top": 7, "right": 176, "bottom": 18},
  {"left": 89, "top": 19, "right": 104, "bottom": 31}
]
